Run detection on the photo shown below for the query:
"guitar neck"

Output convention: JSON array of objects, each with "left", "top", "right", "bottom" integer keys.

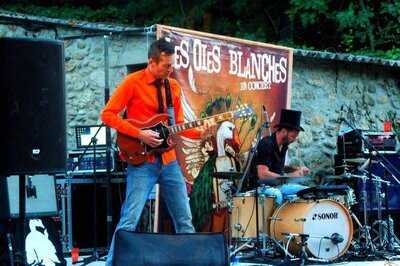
[{"left": 169, "top": 112, "right": 234, "bottom": 134}]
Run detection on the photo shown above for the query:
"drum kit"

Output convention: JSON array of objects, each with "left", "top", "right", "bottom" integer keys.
[{"left": 213, "top": 158, "right": 400, "bottom": 265}]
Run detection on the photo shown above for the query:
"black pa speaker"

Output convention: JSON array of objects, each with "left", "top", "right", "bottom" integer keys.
[
  {"left": 0, "top": 37, "right": 66, "bottom": 175},
  {"left": 114, "top": 230, "right": 228, "bottom": 266}
]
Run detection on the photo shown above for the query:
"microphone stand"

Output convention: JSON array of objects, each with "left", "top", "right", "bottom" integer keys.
[
  {"left": 235, "top": 106, "right": 286, "bottom": 258},
  {"left": 70, "top": 124, "right": 107, "bottom": 265}
]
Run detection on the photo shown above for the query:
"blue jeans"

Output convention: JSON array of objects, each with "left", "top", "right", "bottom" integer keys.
[
  {"left": 106, "top": 158, "right": 195, "bottom": 266},
  {"left": 258, "top": 184, "right": 308, "bottom": 205}
]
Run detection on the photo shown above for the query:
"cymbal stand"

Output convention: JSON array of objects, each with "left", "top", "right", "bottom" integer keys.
[
  {"left": 373, "top": 173, "right": 385, "bottom": 249},
  {"left": 353, "top": 173, "right": 376, "bottom": 255},
  {"left": 368, "top": 173, "right": 394, "bottom": 252},
  {"left": 384, "top": 179, "right": 399, "bottom": 253}
]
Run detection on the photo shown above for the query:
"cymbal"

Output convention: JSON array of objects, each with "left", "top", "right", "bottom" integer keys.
[
  {"left": 323, "top": 174, "right": 351, "bottom": 181},
  {"left": 259, "top": 176, "right": 311, "bottom": 185},
  {"left": 343, "top": 158, "right": 368, "bottom": 163},
  {"left": 334, "top": 165, "right": 349, "bottom": 169},
  {"left": 343, "top": 158, "right": 378, "bottom": 164},
  {"left": 213, "top": 172, "right": 243, "bottom": 179}
]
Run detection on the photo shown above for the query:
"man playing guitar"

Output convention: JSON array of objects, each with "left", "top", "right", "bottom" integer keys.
[{"left": 101, "top": 38, "right": 200, "bottom": 265}]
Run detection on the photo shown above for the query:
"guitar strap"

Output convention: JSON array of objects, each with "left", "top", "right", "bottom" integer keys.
[
  {"left": 164, "top": 79, "right": 176, "bottom": 125},
  {"left": 154, "top": 78, "right": 175, "bottom": 125},
  {"left": 154, "top": 79, "right": 164, "bottom": 113}
]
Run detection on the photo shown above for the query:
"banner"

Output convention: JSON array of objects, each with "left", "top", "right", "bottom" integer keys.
[
  {"left": 158, "top": 25, "right": 293, "bottom": 183},
  {"left": 157, "top": 25, "right": 292, "bottom": 230}
]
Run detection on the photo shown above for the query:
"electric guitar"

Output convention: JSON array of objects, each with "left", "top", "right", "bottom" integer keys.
[{"left": 117, "top": 104, "right": 254, "bottom": 165}]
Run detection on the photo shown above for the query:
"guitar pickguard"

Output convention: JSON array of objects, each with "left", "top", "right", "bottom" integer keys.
[{"left": 143, "top": 121, "right": 171, "bottom": 151}]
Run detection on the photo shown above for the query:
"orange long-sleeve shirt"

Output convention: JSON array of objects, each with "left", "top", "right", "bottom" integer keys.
[{"left": 101, "top": 67, "right": 199, "bottom": 165}]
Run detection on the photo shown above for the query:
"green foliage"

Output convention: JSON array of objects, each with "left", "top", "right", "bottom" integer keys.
[
  {"left": 287, "top": 0, "right": 329, "bottom": 27},
  {"left": 288, "top": 0, "right": 400, "bottom": 59},
  {"left": 2, "top": 0, "right": 399, "bottom": 59}
]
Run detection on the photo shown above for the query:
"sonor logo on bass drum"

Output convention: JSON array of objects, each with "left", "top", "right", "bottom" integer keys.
[{"left": 312, "top": 212, "right": 339, "bottom": 220}]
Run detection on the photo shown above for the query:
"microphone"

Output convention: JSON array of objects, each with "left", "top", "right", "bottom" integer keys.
[
  {"left": 336, "top": 105, "right": 347, "bottom": 133},
  {"left": 337, "top": 105, "right": 344, "bottom": 123},
  {"left": 26, "top": 176, "right": 37, "bottom": 199},
  {"left": 262, "top": 105, "right": 270, "bottom": 129},
  {"left": 328, "top": 233, "right": 344, "bottom": 245}
]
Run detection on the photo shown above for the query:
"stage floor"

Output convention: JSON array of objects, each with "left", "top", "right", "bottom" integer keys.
[{"left": 65, "top": 256, "right": 400, "bottom": 265}]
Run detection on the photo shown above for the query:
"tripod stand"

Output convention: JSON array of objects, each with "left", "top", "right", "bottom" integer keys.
[{"left": 351, "top": 173, "right": 377, "bottom": 255}]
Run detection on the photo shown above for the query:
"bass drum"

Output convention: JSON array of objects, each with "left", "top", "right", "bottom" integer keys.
[{"left": 270, "top": 199, "right": 353, "bottom": 261}]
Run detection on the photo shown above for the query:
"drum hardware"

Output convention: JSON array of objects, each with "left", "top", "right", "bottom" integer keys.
[
  {"left": 353, "top": 173, "right": 377, "bottom": 254},
  {"left": 213, "top": 172, "right": 243, "bottom": 180},
  {"left": 373, "top": 173, "right": 386, "bottom": 250},
  {"left": 350, "top": 172, "right": 394, "bottom": 254},
  {"left": 338, "top": 117, "right": 400, "bottom": 258},
  {"left": 281, "top": 232, "right": 332, "bottom": 265}
]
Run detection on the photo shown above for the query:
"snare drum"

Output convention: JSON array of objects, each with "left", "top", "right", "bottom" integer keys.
[
  {"left": 231, "top": 191, "right": 275, "bottom": 239},
  {"left": 270, "top": 199, "right": 353, "bottom": 260},
  {"left": 329, "top": 188, "right": 357, "bottom": 208}
]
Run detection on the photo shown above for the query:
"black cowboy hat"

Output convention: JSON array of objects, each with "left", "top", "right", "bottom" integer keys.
[{"left": 275, "top": 109, "right": 304, "bottom": 131}]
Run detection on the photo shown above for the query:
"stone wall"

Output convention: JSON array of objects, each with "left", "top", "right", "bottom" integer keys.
[
  {"left": 291, "top": 57, "right": 400, "bottom": 177},
  {"left": 1, "top": 15, "right": 399, "bottom": 177}
]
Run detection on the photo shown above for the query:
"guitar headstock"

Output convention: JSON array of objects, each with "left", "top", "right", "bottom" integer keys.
[{"left": 233, "top": 104, "right": 254, "bottom": 119}]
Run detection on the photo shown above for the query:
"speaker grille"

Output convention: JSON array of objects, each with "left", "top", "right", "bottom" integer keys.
[{"left": 0, "top": 37, "right": 66, "bottom": 175}]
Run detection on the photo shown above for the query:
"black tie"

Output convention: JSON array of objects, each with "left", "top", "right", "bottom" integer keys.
[{"left": 154, "top": 79, "right": 164, "bottom": 113}]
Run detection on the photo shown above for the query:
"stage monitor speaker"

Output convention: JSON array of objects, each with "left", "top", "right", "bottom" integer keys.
[
  {"left": 0, "top": 175, "right": 58, "bottom": 219},
  {"left": 114, "top": 230, "right": 228, "bottom": 266},
  {"left": 0, "top": 37, "right": 66, "bottom": 175}
]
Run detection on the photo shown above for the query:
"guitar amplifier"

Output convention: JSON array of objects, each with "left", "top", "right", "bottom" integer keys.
[
  {"left": 337, "top": 130, "right": 397, "bottom": 156},
  {"left": 67, "top": 149, "right": 115, "bottom": 174},
  {"left": 363, "top": 131, "right": 397, "bottom": 153}
]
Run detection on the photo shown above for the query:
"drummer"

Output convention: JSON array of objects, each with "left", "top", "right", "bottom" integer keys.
[{"left": 254, "top": 109, "right": 310, "bottom": 205}]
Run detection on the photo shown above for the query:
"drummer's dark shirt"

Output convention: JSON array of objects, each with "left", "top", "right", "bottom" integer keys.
[
  {"left": 255, "top": 133, "right": 288, "bottom": 175},
  {"left": 244, "top": 133, "right": 288, "bottom": 191}
]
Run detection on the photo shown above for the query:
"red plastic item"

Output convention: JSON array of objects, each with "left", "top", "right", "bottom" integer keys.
[
  {"left": 71, "top": 247, "right": 79, "bottom": 264},
  {"left": 384, "top": 120, "right": 392, "bottom": 132}
]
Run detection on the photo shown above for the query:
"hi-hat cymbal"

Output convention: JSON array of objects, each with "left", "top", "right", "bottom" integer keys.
[
  {"left": 213, "top": 172, "right": 243, "bottom": 179},
  {"left": 343, "top": 158, "right": 368, "bottom": 163},
  {"left": 343, "top": 158, "right": 377, "bottom": 164},
  {"left": 334, "top": 165, "right": 349, "bottom": 169}
]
